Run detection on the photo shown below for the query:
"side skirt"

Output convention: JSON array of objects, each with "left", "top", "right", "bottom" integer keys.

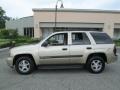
[{"left": 37, "top": 64, "right": 85, "bottom": 69}]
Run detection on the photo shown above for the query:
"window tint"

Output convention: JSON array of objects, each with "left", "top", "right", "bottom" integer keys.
[
  {"left": 91, "top": 32, "right": 113, "bottom": 44},
  {"left": 72, "top": 33, "right": 91, "bottom": 45},
  {"left": 45, "top": 33, "right": 68, "bottom": 46}
]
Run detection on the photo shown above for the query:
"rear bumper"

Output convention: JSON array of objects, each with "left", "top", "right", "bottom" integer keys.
[
  {"left": 6, "top": 57, "right": 14, "bottom": 68},
  {"left": 107, "top": 54, "right": 118, "bottom": 64}
]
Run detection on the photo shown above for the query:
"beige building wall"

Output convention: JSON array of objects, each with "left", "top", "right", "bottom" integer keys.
[{"left": 33, "top": 9, "right": 120, "bottom": 38}]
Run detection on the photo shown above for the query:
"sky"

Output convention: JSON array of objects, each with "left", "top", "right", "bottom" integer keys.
[{"left": 0, "top": 0, "right": 120, "bottom": 18}]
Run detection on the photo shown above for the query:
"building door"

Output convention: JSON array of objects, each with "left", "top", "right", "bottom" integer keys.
[
  {"left": 114, "top": 28, "right": 120, "bottom": 40},
  {"left": 42, "top": 28, "right": 53, "bottom": 39}
]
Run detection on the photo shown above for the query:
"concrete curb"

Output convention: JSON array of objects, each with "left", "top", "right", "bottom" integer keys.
[{"left": 0, "top": 47, "right": 9, "bottom": 52}]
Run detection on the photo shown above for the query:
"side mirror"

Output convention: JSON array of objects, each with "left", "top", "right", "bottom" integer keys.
[{"left": 42, "top": 42, "right": 48, "bottom": 47}]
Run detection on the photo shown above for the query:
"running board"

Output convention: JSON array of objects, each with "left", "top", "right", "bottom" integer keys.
[{"left": 38, "top": 64, "right": 84, "bottom": 69}]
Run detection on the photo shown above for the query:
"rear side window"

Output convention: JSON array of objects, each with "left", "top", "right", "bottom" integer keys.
[
  {"left": 91, "top": 32, "right": 113, "bottom": 44},
  {"left": 72, "top": 33, "right": 91, "bottom": 45}
]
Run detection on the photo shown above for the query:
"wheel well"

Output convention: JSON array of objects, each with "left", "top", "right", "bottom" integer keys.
[
  {"left": 87, "top": 53, "right": 107, "bottom": 63},
  {"left": 13, "top": 54, "right": 36, "bottom": 66}
]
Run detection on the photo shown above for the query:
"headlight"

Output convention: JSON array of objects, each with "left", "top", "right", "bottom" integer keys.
[
  {"left": 9, "top": 49, "right": 12, "bottom": 57},
  {"left": 8, "top": 50, "right": 11, "bottom": 57}
]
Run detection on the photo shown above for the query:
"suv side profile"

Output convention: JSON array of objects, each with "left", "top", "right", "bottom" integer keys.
[{"left": 7, "top": 31, "right": 117, "bottom": 74}]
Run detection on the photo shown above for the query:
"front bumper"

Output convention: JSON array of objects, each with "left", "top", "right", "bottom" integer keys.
[{"left": 6, "top": 57, "right": 14, "bottom": 68}]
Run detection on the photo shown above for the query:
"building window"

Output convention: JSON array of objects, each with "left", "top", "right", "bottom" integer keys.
[
  {"left": 24, "top": 28, "right": 27, "bottom": 36},
  {"left": 24, "top": 27, "right": 34, "bottom": 37}
]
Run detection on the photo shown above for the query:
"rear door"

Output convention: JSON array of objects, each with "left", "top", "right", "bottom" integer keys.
[{"left": 69, "top": 32, "right": 91, "bottom": 64}]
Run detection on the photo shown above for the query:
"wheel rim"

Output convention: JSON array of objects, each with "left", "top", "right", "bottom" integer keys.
[
  {"left": 91, "top": 60, "right": 102, "bottom": 72},
  {"left": 18, "top": 60, "right": 30, "bottom": 73}
]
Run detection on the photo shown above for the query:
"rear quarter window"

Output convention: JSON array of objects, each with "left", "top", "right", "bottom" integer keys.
[{"left": 91, "top": 32, "right": 113, "bottom": 44}]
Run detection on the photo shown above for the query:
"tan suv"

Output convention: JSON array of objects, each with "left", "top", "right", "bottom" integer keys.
[{"left": 7, "top": 31, "right": 117, "bottom": 74}]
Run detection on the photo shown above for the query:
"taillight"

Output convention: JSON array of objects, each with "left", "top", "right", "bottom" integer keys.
[{"left": 113, "top": 46, "right": 117, "bottom": 56}]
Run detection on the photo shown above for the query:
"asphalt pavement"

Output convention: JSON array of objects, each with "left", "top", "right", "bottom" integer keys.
[{"left": 0, "top": 48, "right": 120, "bottom": 90}]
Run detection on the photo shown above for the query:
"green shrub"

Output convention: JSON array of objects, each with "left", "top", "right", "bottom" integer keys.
[
  {"left": 0, "top": 29, "right": 9, "bottom": 39},
  {"left": 114, "top": 40, "right": 120, "bottom": 46},
  {"left": 0, "top": 29, "right": 18, "bottom": 39},
  {"left": 16, "top": 36, "right": 40, "bottom": 43},
  {"left": 26, "top": 38, "right": 40, "bottom": 44},
  {"left": 0, "top": 41, "right": 11, "bottom": 48},
  {"left": 9, "top": 30, "right": 18, "bottom": 39},
  {"left": 0, "top": 30, "right": 41, "bottom": 48},
  {"left": 14, "top": 36, "right": 31, "bottom": 43}
]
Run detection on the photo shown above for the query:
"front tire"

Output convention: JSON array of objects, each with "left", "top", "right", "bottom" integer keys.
[
  {"left": 86, "top": 56, "right": 105, "bottom": 74},
  {"left": 15, "top": 56, "right": 35, "bottom": 75}
]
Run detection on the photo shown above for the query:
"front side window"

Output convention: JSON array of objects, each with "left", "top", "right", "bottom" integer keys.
[
  {"left": 72, "top": 33, "right": 91, "bottom": 45},
  {"left": 44, "top": 33, "right": 68, "bottom": 46},
  {"left": 91, "top": 32, "right": 113, "bottom": 44}
]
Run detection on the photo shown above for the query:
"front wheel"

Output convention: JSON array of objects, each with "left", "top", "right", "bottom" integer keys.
[
  {"left": 15, "top": 56, "right": 35, "bottom": 75},
  {"left": 86, "top": 56, "right": 105, "bottom": 74}
]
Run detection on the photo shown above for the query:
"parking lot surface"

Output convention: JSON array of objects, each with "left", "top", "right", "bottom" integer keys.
[{"left": 0, "top": 48, "right": 120, "bottom": 90}]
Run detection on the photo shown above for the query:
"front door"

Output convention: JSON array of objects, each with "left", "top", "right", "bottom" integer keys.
[{"left": 39, "top": 33, "right": 70, "bottom": 64}]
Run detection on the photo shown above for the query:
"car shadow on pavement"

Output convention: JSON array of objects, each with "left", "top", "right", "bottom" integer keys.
[
  {"left": 33, "top": 66, "right": 87, "bottom": 74},
  {"left": 32, "top": 64, "right": 115, "bottom": 75},
  {"left": 5, "top": 64, "right": 117, "bottom": 76}
]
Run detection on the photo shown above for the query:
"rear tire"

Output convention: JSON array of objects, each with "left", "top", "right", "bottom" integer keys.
[
  {"left": 86, "top": 56, "right": 105, "bottom": 74},
  {"left": 15, "top": 56, "right": 35, "bottom": 75}
]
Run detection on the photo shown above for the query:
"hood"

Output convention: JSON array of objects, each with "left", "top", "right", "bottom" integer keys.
[{"left": 10, "top": 44, "right": 38, "bottom": 54}]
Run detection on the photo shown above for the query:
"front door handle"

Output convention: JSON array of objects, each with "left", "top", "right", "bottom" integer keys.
[
  {"left": 86, "top": 47, "right": 92, "bottom": 49},
  {"left": 62, "top": 48, "right": 67, "bottom": 51}
]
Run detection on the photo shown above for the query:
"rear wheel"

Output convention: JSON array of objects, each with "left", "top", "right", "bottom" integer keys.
[
  {"left": 86, "top": 56, "right": 105, "bottom": 74},
  {"left": 15, "top": 56, "right": 35, "bottom": 75}
]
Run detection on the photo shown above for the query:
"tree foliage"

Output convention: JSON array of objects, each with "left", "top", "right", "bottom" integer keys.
[{"left": 0, "top": 6, "right": 10, "bottom": 29}]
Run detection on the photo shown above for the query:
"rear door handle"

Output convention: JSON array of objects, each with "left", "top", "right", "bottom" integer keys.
[
  {"left": 86, "top": 47, "right": 92, "bottom": 49},
  {"left": 62, "top": 48, "right": 67, "bottom": 51}
]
